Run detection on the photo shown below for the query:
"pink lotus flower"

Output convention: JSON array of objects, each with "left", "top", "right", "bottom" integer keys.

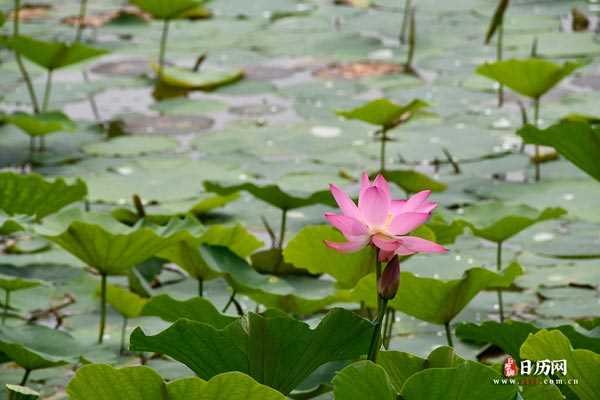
[{"left": 324, "top": 173, "right": 447, "bottom": 261}]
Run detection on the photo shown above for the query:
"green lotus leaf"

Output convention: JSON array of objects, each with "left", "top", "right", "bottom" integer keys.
[
  {"left": 7, "top": 111, "right": 76, "bottom": 137},
  {"left": 5, "top": 385, "right": 40, "bottom": 400},
  {"left": 456, "top": 320, "right": 600, "bottom": 362},
  {"left": 333, "top": 361, "right": 396, "bottom": 400},
  {"left": 283, "top": 225, "right": 375, "bottom": 288},
  {"left": 200, "top": 245, "right": 340, "bottom": 314},
  {"left": 460, "top": 201, "right": 566, "bottom": 243},
  {"left": 130, "top": 308, "right": 373, "bottom": 395},
  {"left": 378, "top": 170, "right": 447, "bottom": 193},
  {"left": 0, "top": 172, "right": 87, "bottom": 220},
  {"left": 0, "top": 11, "right": 5, "bottom": 28},
  {"left": 390, "top": 263, "right": 523, "bottom": 325},
  {"left": 518, "top": 122, "right": 600, "bottom": 182},
  {"left": 0, "top": 212, "right": 30, "bottom": 235},
  {"left": 577, "top": 317, "right": 600, "bottom": 331},
  {"left": 0, "top": 325, "right": 82, "bottom": 371},
  {"left": 112, "top": 192, "right": 240, "bottom": 225},
  {"left": 204, "top": 180, "right": 335, "bottom": 211},
  {"left": 476, "top": 59, "right": 584, "bottom": 99},
  {"left": 101, "top": 284, "right": 148, "bottom": 319},
  {"left": 4, "top": 36, "right": 108, "bottom": 70},
  {"left": 141, "top": 294, "right": 236, "bottom": 327},
  {"left": 158, "top": 223, "right": 262, "bottom": 281},
  {"left": 67, "top": 364, "right": 286, "bottom": 400},
  {"left": 129, "top": 0, "right": 205, "bottom": 20},
  {"left": 154, "top": 65, "right": 244, "bottom": 90},
  {"left": 36, "top": 209, "right": 189, "bottom": 276},
  {"left": 336, "top": 98, "right": 430, "bottom": 129},
  {"left": 521, "top": 330, "right": 600, "bottom": 400},
  {"left": 400, "top": 361, "right": 517, "bottom": 400},
  {"left": 425, "top": 214, "right": 465, "bottom": 245},
  {"left": 0, "top": 275, "right": 43, "bottom": 293},
  {"left": 83, "top": 136, "right": 178, "bottom": 157}
]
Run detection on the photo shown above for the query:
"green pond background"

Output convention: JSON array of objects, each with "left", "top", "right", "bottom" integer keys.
[{"left": 1, "top": 0, "right": 600, "bottom": 398}]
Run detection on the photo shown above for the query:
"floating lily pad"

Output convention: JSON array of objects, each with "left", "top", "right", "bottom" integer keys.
[
  {"left": 83, "top": 136, "right": 178, "bottom": 156},
  {"left": 130, "top": 308, "right": 373, "bottom": 395},
  {"left": 130, "top": 0, "right": 203, "bottom": 20},
  {"left": 0, "top": 172, "right": 87, "bottom": 220},
  {"left": 154, "top": 65, "right": 244, "bottom": 91}
]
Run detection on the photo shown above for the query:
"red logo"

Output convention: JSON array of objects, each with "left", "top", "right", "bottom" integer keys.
[{"left": 503, "top": 357, "right": 518, "bottom": 378}]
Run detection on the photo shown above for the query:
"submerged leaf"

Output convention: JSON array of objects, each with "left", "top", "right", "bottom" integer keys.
[
  {"left": 0, "top": 172, "right": 87, "bottom": 220},
  {"left": 476, "top": 59, "right": 584, "bottom": 99},
  {"left": 518, "top": 122, "right": 600, "bottom": 182},
  {"left": 131, "top": 308, "right": 373, "bottom": 395}
]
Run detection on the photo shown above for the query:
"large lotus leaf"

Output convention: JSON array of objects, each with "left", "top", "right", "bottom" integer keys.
[
  {"left": 200, "top": 245, "right": 340, "bottom": 314},
  {"left": 332, "top": 361, "right": 396, "bottom": 400},
  {"left": 518, "top": 122, "right": 600, "bottom": 182},
  {"left": 0, "top": 325, "right": 82, "bottom": 371},
  {"left": 0, "top": 172, "right": 87, "bottom": 220},
  {"left": 158, "top": 224, "right": 262, "bottom": 281},
  {"left": 456, "top": 320, "right": 600, "bottom": 362},
  {"left": 520, "top": 330, "right": 600, "bottom": 400},
  {"left": 476, "top": 59, "right": 584, "bottom": 99},
  {"left": 140, "top": 294, "right": 236, "bottom": 327},
  {"left": 336, "top": 99, "right": 430, "bottom": 129},
  {"left": 7, "top": 112, "right": 76, "bottom": 137},
  {"left": 400, "top": 361, "right": 517, "bottom": 400},
  {"left": 130, "top": 308, "right": 373, "bottom": 395},
  {"left": 204, "top": 180, "right": 335, "bottom": 210},
  {"left": 389, "top": 263, "right": 523, "bottom": 324},
  {"left": 102, "top": 284, "right": 148, "bottom": 319},
  {"left": 154, "top": 65, "right": 244, "bottom": 90},
  {"left": 379, "top": 170, "right": 447, "bottom": 193},
  {"left": 5, "top": 385, "right": 40, "bottom": 400},
  {"left": 112, "top": 193, "right": 240, "bottom": 225},
  {"left": 67, "top": 364, "right": 286, "bottom": 400},
  {"left": 283, "top": 225, "right": 375, "bottom": 288},
  {"left": 129, "top": 0, "right": 203, "bottom": 19},
  {"left": 36, "top": 209, "right": 188, "bottom": 275},
  {"left": 0, "top": 212, "right": 29, "bottom": 234},
  {"left": 4, "top": 36, "right": 108, "bottom": 70},
  {"left": 377, "top": 346, "right": 464, "bottom": 393},
  {"left": 459, "top": 201, "right": 566, "bottom": 243},
  {"left": 0, "top": 275, "right": 43, "bottom": 292}
]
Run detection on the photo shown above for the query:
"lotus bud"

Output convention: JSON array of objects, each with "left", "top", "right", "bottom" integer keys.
[{"left": 378, "top": 256, "right": 400, "bottom": 300}]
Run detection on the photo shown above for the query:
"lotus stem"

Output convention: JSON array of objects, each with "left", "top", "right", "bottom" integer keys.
[
  {"left": 444, "top": 322, "right": 454, "bottom": 347},
  {"left": 222, "top": 290, "right": 237, "bottom": 313},
  {"left": 75, "top": 0, "right": 88, "bottom": 43},
  {"left": 98, "top": 274, "right": 107, "bottom": 344},
  {"left": 382, "top": 308, "right": 396, "bottom": 349},
  {"left": 198, "top": 278, "right": 204, "bottom": 297},
  {"left": 2, "top": 290, "right": 10, "bottom": 325},
  {"left": 42, "top": 70, "right": 53, "bottom": 112},
  {"left": 375, "top": 260, "right": 383, "bottom": 316},
  {"left": 158, "top": 19, "right": 171, "bottom": 81},
  {"left": 120, "top": 317, "right": 128, "bottom": 355},
  {"left": 405, "top": 7, "right": 416, "bottom": 71},
  {"left": 496, "top": 241, "right": 504, "bottom": 322},
  {"left": 496, "top": 22, "right": 504, "bottom": 107},
  {"left": 13, "top": 0, "right": 40, "bottom": 113},
  {"left": 399, "top": 0, "right": 412, "bottom": 45},
  {"left": 533, "top": 97, "right": 541, "bottom": 182},
  {"left": 368, "top": 298, "right": 388, "bottom": 361},
  {"left": 19, "top": 369, "right": 31, "bottom": 386},
  {"left": 379, "top": 129, "right": 388, "bottom": 174},
  {"left": 278, "top": 209, "right": 288, "bottom": 249}
]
